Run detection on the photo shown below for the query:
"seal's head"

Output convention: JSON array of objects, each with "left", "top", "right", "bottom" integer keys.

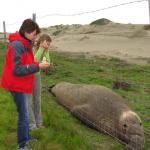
[{"left": 120, "top": 111, "right": 144, "bottom": 150}]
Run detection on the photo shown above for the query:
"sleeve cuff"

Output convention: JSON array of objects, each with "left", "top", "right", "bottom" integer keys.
[{"left": 34, "top": 62, "right": 40, "bottom": 71}]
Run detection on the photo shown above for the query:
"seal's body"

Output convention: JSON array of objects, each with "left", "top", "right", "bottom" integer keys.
[{"left": 50, "top": 82, "right": 144, "bottom": 150}]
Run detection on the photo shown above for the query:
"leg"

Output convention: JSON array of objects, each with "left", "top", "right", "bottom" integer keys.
[
  {"left": 33, "top": 74, "right": 42, "bottom": 126},
  {"left": 28, "top": 94, "right": 36, "bottom": 129},
  {"left": 11, "top": 91, "right": 30, "bottom": 148}
]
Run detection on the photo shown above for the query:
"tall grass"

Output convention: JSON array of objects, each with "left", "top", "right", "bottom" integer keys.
[{"left": 0, "top": 42, "right": 149, "bottom": 150}]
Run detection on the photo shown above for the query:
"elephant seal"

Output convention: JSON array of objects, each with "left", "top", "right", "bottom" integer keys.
[{"left": 49, "top": 82, "right": 144, "bottom": 150}]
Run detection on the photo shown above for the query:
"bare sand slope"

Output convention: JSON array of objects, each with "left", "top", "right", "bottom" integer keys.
[{"left": 43, "top": 23, "right": 150, "bottom": 64}]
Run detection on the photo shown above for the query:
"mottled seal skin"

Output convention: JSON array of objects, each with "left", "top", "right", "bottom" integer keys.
[{"left": 50, "top": 82, "right": 144, "bottom": 150}]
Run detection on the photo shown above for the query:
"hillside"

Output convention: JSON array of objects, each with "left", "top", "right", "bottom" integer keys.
[{"left": 41, "top": 21, "right": 150, "bottom": 65}]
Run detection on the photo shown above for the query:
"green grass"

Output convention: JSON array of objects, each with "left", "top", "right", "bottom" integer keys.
[{"left": 0, "top": 42, "right": 150, "bottom": 150}]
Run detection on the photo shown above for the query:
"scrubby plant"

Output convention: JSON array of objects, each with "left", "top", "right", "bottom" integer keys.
[
  {"left": 52, "top": 30, "right": 62, "bottom": 36},
  {"left": 143, "top": 25, "right": 150, "bottom": 30},
  {"left": 90, "top": 18, "right": 112, "bottom": 25}
]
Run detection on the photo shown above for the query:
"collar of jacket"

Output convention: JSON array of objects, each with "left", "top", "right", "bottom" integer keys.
[{"left": 8, "top": 32, "right": 32, "bottom": 49}]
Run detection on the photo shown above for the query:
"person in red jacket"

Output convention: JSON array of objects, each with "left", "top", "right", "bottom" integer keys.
[{"left": 1, "top": 19, "right": 50, "bottom": 150}]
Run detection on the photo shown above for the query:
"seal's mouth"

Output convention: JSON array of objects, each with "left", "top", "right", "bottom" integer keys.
[
  {"left": 126, "top": 135, "right": 144, "bottom": 150},
  {"left": 48, "top": 84, "right": 56, "bottom": 97}
]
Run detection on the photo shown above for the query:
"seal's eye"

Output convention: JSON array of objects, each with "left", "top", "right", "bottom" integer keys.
[
  {"left": 124, "top": 124, "right": 128, "bottom": 128},
  {"left": 140, "top": 122, "right": 142, "bottom": 126}
]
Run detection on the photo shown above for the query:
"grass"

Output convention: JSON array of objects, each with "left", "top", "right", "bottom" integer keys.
[{"left": 0, "top": 42, "right": 150, "bottom": 150}]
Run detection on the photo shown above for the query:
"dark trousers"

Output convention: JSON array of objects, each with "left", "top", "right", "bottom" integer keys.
[{"left": 11, "top": 91, "right": 30, "bottom": 148}]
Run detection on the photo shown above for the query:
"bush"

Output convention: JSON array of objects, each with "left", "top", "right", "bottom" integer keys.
[
  {"left": 52, "top": 30, "right": 62, "bottom": 36},
  {"left": 143, "top": 25, "right": 150, "bottom": 30},
  {"left": 90, "top": 18, "right": 111, "bottom": 25}
]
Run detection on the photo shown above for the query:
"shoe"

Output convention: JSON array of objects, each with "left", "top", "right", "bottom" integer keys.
[
  {"left": 29, "top": 124, "right": 37, "bottom": 130},
  {"left": 36, "top": 124, "right": 45, "bottom": 129},
  {"left": 17, "top": 145, "right": 33, "bottom": 150},
  {"left": 29, "top": 137, "right": 38, "bottom": 142},
  {"left": 17, "top": 142, "right": 33, "bottom": 150}
]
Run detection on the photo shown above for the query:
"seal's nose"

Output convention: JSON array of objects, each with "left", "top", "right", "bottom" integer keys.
[
  {"left": 48, "top": 85, "right": 56, "bottom": 97},
  {"left": 127, "top": 135, "right": 144, "bottom": 150}
]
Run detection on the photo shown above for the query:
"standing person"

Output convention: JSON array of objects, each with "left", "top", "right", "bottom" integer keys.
[
  {"left": 0, "top": 19, "right": 50, "bottom": 150},
  {"left": 29, "top": 34, "right": 52, "bottom": 130}
]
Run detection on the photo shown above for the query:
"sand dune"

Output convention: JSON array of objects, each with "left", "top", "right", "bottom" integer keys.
[{"left": 38, "top": 22, "right": 150, "bottom": 64}]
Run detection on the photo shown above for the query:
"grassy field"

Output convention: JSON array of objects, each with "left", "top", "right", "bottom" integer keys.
[{"left": 0, "top": 42, "right": 150, "bottom": 150}]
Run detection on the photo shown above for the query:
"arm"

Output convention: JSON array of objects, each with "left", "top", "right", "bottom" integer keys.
[
  {"left": 34, "top": 47, "right": 45, "bottom": 62},
  {"left": 43, "top": 50, "right": 51, "bottom": 63},
  {"left": 12, "top": 41, "right": 39, "bottom": 76}
]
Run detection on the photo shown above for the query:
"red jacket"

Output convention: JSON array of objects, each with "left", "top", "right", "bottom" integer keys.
[{"left": 1, "top": 32, "right": 39, "bottom": 93}]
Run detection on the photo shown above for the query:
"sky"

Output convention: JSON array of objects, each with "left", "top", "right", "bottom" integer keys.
[{"left": 0, "top": 0, "right": 149, "bottom": 32}]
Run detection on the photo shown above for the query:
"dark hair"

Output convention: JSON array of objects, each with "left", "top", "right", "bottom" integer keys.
[
  {"left": 19, "top": 19, "right": 40, "bottom": 37},
  {"left": 36, "top": 34, "right": 52, "bottom": 49}
]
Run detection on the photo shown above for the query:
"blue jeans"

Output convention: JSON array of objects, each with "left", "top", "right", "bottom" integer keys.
[{"left": 10, "top": 91, "right": 30, "bottom": 148}]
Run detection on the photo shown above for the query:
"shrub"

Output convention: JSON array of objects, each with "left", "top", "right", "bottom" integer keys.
[
  {"left": 143, "top": 25, "right": 150, "bottom": 30},
  {"left": 90, "top": 18, "right": 111, "bottom": 25}
]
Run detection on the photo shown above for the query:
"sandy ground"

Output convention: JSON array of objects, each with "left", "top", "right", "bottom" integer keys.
[{"left": 41, "top": 23, "right": 150, "bottom": 65}]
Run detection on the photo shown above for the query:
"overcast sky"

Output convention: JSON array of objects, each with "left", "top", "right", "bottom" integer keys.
[{"left": 0, "top": 0, "right": 149, "bottom": 32}]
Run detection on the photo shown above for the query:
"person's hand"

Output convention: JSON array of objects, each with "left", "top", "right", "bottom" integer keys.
[{"left": 39, "top": 62, "right": 50, "bottom": 70}]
